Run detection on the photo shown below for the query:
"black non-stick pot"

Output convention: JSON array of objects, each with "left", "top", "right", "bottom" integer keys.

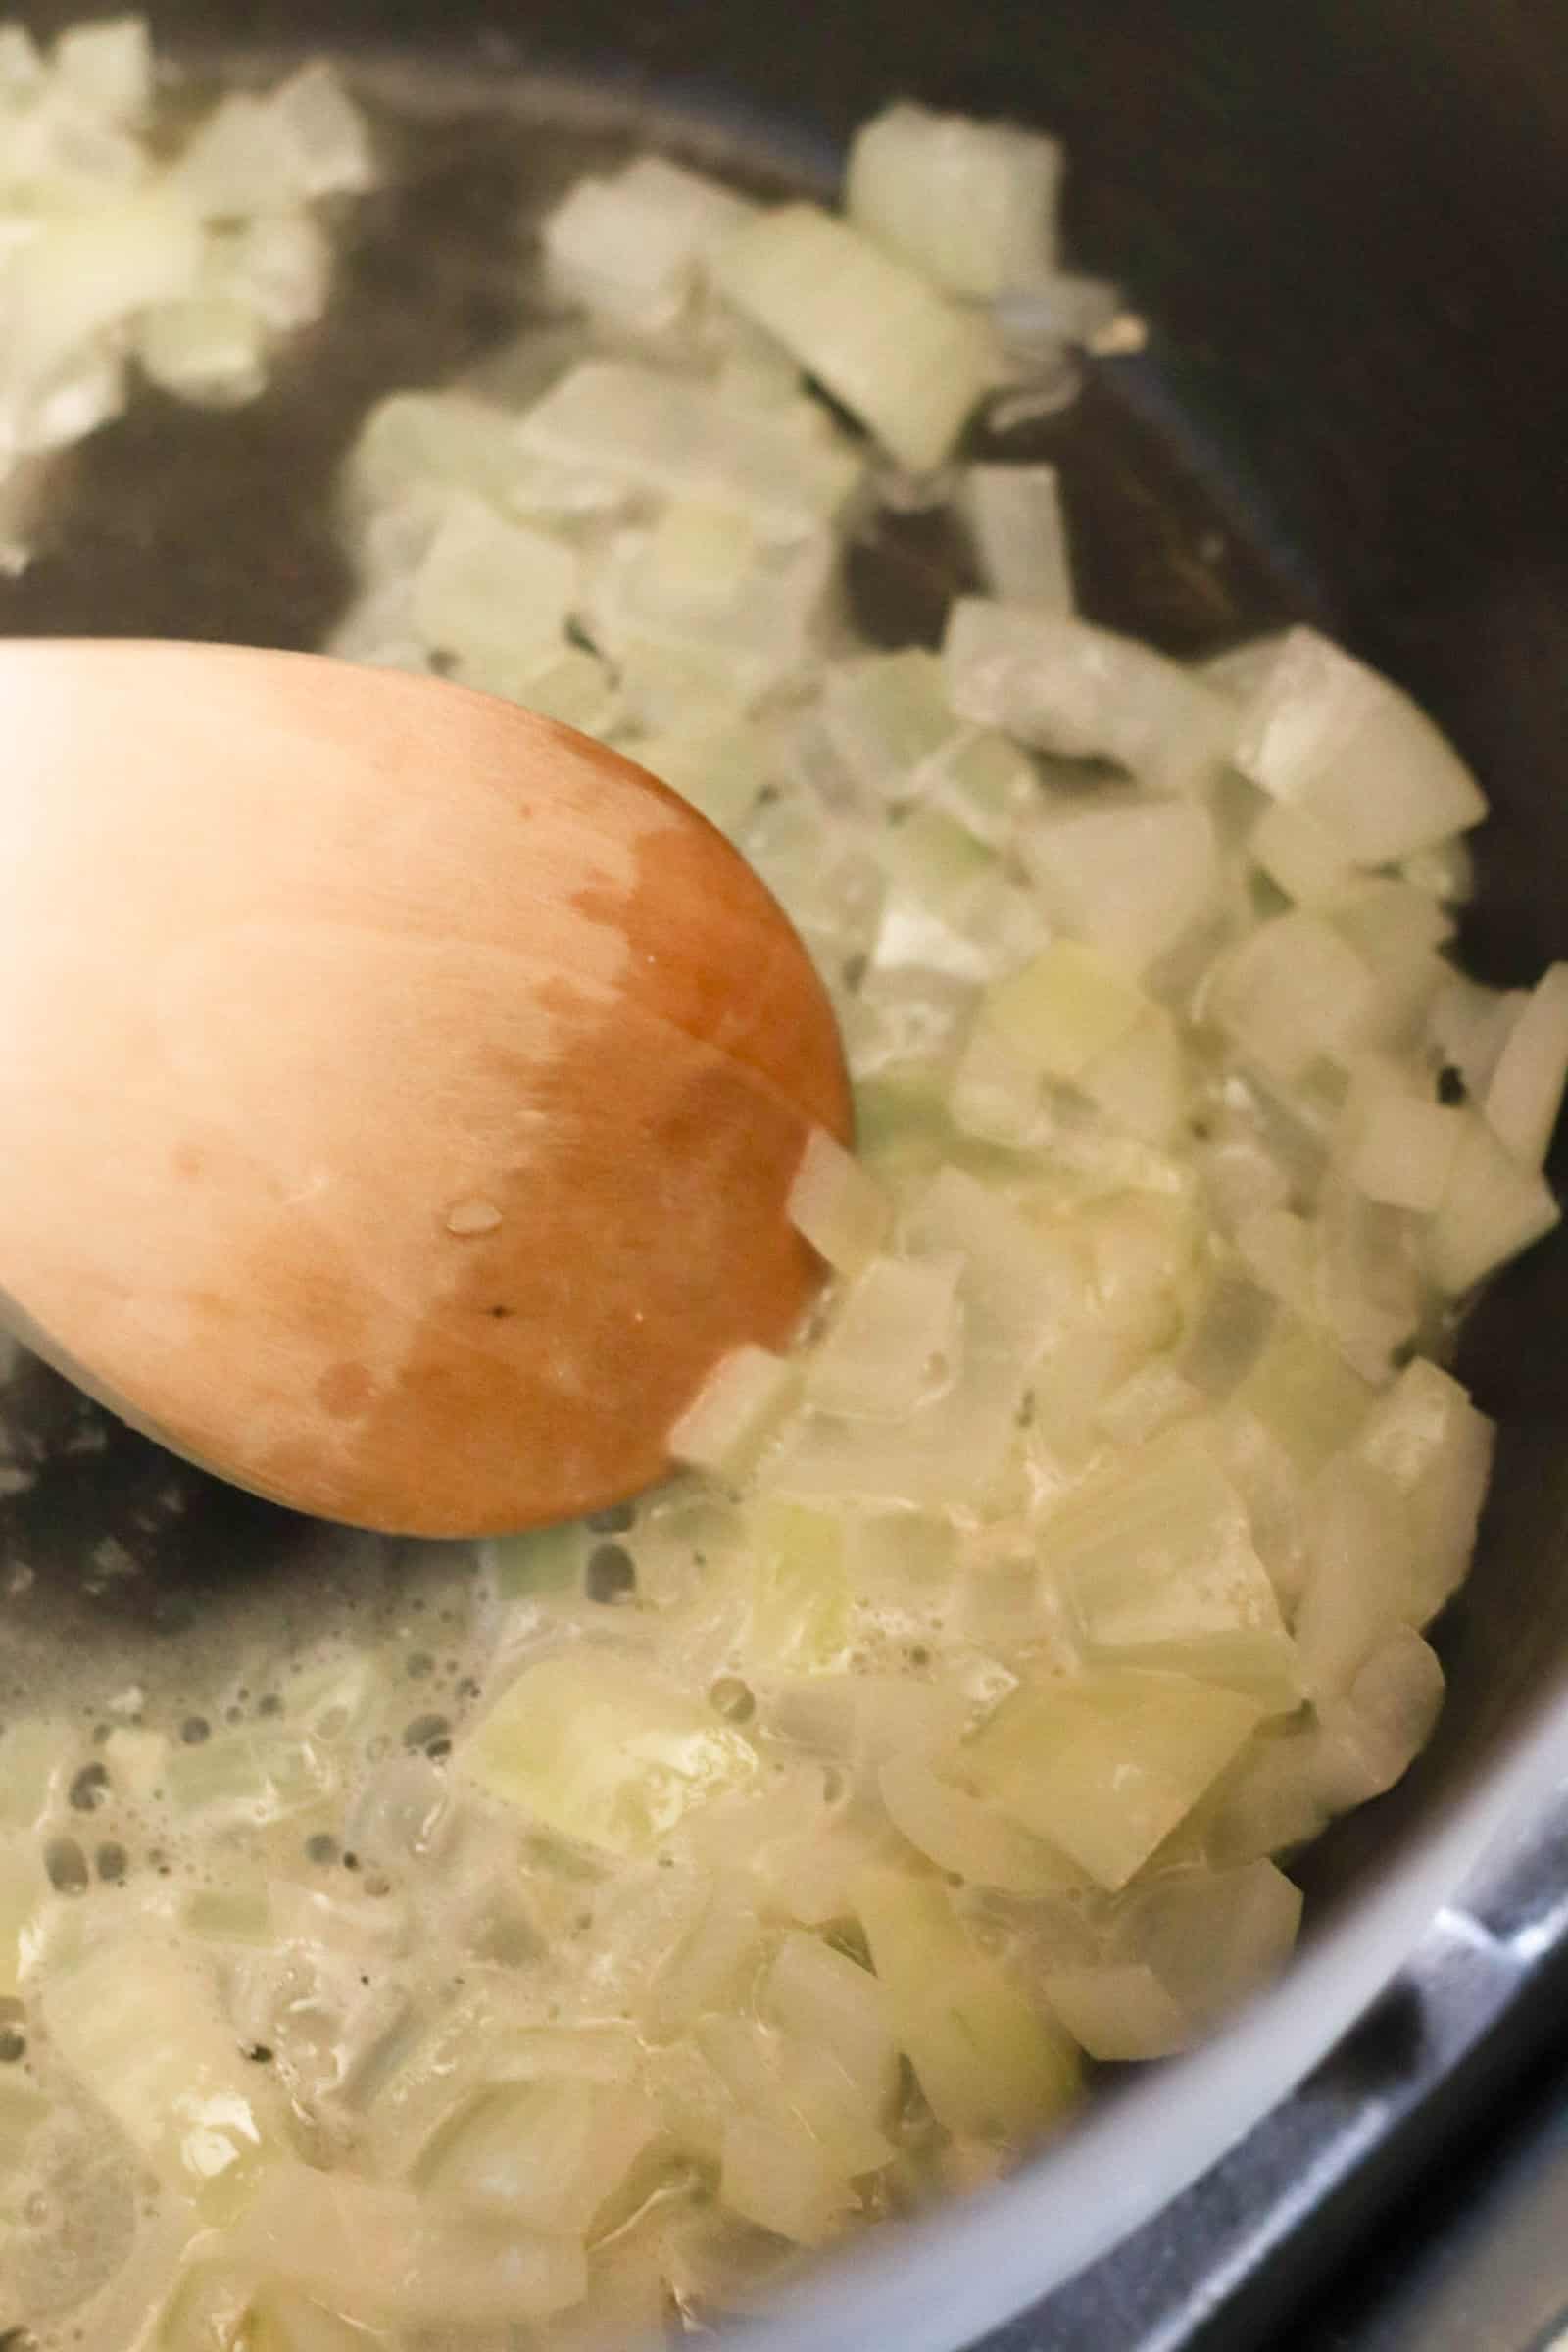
[{"left": 4, "top": 3, "right": 1567, "bottom": 2345}]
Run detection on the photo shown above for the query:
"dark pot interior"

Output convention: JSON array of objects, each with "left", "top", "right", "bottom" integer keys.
[{"left": 2, "top": 2, "right": 1566, "bottom": 2344}]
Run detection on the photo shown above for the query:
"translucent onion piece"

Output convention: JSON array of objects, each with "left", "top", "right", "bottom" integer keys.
[
  {"left": 1314, "top": 1624, "right": 1446, "bottom": 1808},
  {"left": 804, "top": 1250, "right": 963, "bottom": 1421},
  {"left": 1354, "top": 1357, "right": 1494, "bottom": 1624},
  {"left": 1205, "top": 909, "right": 1379, "bottom": 1084},
  {"left": 458, "top": 1649, "right": 758, "bottom": 1855},
  {"left": 1020, "top": 793, "right": 1218, "bottom": 974},
  {"left": 409, "top": 498, "right": 578, "bottom": 668},
  {"left": 1293, "top": 1456, "right": 1419, "bottom": 1700},
  {"left": 979, "top": 938, "right": 1147, "bottom": 1080},
  {"left": 845, "top": 102, "right": 1062, "bottom": 297},
  {"left": 1233, "top": 625, "right": 1487, "bottom": 866},
  {"left": 1427, "top": 1108, "right": 1560, "bottom": 1294},
  {"left": 1039, "top": 1425, "right": 1297, "bottom": 1698},
  {"left": 787, "top": 1125, "right": 891, "bottom": 1276},
  {"left": 40, "top": 1932, "right": 285, "bottom": 2219},
  {"left": 514, "top": 357, "right": 863, "bottom": 536},
  {"left": 1483, "top": 960, "right": 1568, "bottom": 1168},
  {"left": 877, "top": 1753, "right": 1081, "bottom": 1895},
  {"left": 1347, "top": 1092, "right": 1464, "bottom": 1212},
  {"left": 1041, "top": 1962, "right": 1190, "bottom": 2062},
  {"left": 668, "top": 1341, "right": 802, "bottom": 1477},
  {"left": 762, "top": 1931, "right": 899, "bottom": 2115},
  {"left": 1109, "top": 1857, "right": 1302, "bottom": 2026},
  {"left": 960, "top": 462, "right": 1073, "bottom": 608},
  {"left": 55, "top": 19, "right": 151, "bottom": 124},
  {"left": 541, "top": 153, "right": 755, "bottom": 329},
  {"left": 943, "top": 599, "right": 1236, "bottom": 794},
  {"left": 965, "top": 1671, "right": 1265, "bottom": 1891},
  {"left": 1249, "top": 799, "right": 1352, "bottom": 907},
  {"left": 230, "top": 2166, "right": 588, "bottom": 2326},
  {"left": 712, "top": 202, "right": 1001, "bottom": 473},
  {"left": 854, "top": 1867, "right": 1082, "bottom": 2139},
  {"left": 135, "top": 294, "right": 268, "bottom": 408}
]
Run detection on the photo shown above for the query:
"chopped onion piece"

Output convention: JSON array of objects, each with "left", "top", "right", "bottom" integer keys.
[
  {"left": 135, "top": 295, "right": 268, "bottom": 407},
  {"left": 1233, "top": 625, "right": 1488, "bottom": 865},
  {"left": 762, "top": 1931, "right": 899, "bottom": 2115},
  {"left": 0, "top": 24, "right": 42, "bottom": 100},
  {"left": 1427, "top": 1107, "right": 1560, "bottom": 1294},
  {"left": 460, "top": 639, "right": 618, "bottom": 731},
  {"left": 821, "top": 649, "right": 956, "bottom": 802},
  {"left": 1293, "top": 1456, "right": 1418, "bottom": 1699},
  {"left": 877, "top": 1754, "right": 1080, "bottom": 1895},
  {"left": 1314, "top": 1624, "right": 1446, "bottom": 1807},
  {"left": 231, "top": 2167, "right": 587, "bottom": 2326},
  {"left": 1348, "top": 1092, "right": 1464, "bottom": 1212},
  {"left": 3, "top": 182, "right": 202, "bottom": 416},
  {"left": 41, "top": 1932, "right": 284, "bottom": 2219},
  {"left": 718, "top": 2108, "right": 855, "bottom": 2248},
  {"left": 269, "top": 61, "right": 374, "bottom": 196},
  {"left": 1249, "top": 800, "right": 1352, "bottom": 907},
  {"left": 1428, "top": 972, "right": 1525, "bottom": 1104},
  {"left": 409, "top": 498, "right": 577, "bottom": 668},
  {"left": 541, "top": 153, "right": 755, "bottom": 329},
  {"left": 458, "top": 1650, "right": 757, "bottom": 1855},
  {"left": 1111, "top": 1858, "right": 1302, "bottom": 2025},
  {"left": 711, "top": 202, "right": 1001, "bottom": 474},
  {"left": 584, "top": 503, "right": 832, "bottom": 703},
  {"left": 1203, "top": 1724, "right": 1330, "bottom": 1866},
  {"left": 1020, "top": 794, "right": 1218, "bottom": 975},
  {"left": 787, "top": 1126, "right": 890, "bottom": 1276},
  {"left": 1400, "top": 834, "right": 1475, "bottom": 904},
  {"left": 0, "top": 1837, "right": 45, "bottom": 1997},
  {"left": 806, "top": 1250, "right": 963, "bottom": 1421},
  {"left": 55, "top": 19, "right": 152, "bottom": 124},
  {"left": 1483, "top": 961, "right": 1568, "bottom": 1168},
  {"left": 629, "top": 711, "right": 769, "bottom": 835},
  {"left": 1205, "top": 909, "right": 1378, "bottom": 1084},
  {"left": 203, "top": 207, "right": 332, "bottom": 333},
  {"left": 514, "top": 357, "right": 863, "bottom": 535},
  {"left": 419, "top": 2075, "right": 660, "bottom": 2233},
  {"left": 996, "top": 272, "right": 1125, "bottom": 351},
  {"left": 845, "top": 102, "right": 1062, "bottom": 297},
  {"left": 1081, "top": 1005, "right": 1189, "bottom": 1146},
  {"left": 965, "top": 1671, "right": 1265, "bottom": 1890},
  {"left": 1232, "top": 1314, "right": 1373, "bottom": 1470},
  {"left": 1040, "top": 1425, "right": 1295, "bottom": 1693},
  {"left": 1041, "top": 1962, "right": 1190, "bottom": 2061},
  {"left": 744, "top": 1498, "right": 854, "bottom": 1672},
  {"left": 943, "top": 600, "right": 1236, "bottom": 795},
  {"left": 854, "top": 1867, "right": 1081, "bottom": 2138},
  {"left": 1355, "top": 1357, "right": 1494, "bottom": 1623},
  {"left": 668, "top": 1341, "right": 801, "bottom": 1477},
  {"left": 980, "top": 937, "right": 1146, "bottom": 1080},
  {"left": 0, "top": 1715, "right": 76, "bottom": 1832},
  {"left": 960, "top": 462, "right": 1073, "bottom": 609},
  {"left": 348, "top": 388, "right": 563, "bottom": 527}
]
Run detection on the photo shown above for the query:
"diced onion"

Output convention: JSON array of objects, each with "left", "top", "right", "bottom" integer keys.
[
  {"left": 1233, "top": 625, "right": 1488, "bottom": 865},
  {"left": 943, "top": 598, "right": 1236, "bottom": 794},
  {"left": 712, "top": 202, "right": 1001, "bottom": 473},
  {"left": 845, "top": 101, "right": 1063, "bottom": 297},
  {"left": 959, "top": 462, "right": 1074, "bottom": 608},
  {"left": 1483, "top": 961, "right": 1568, "bottom": 1168}
]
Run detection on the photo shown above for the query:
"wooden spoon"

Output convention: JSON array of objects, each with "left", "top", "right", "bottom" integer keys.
[{"left": 0, "top": 640, "right": 851, "bottom": 1536}]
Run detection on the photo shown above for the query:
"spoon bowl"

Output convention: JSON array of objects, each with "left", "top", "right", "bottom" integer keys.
[{"left": 0, "top": 640, "right": 850, "bottom": 1535}]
